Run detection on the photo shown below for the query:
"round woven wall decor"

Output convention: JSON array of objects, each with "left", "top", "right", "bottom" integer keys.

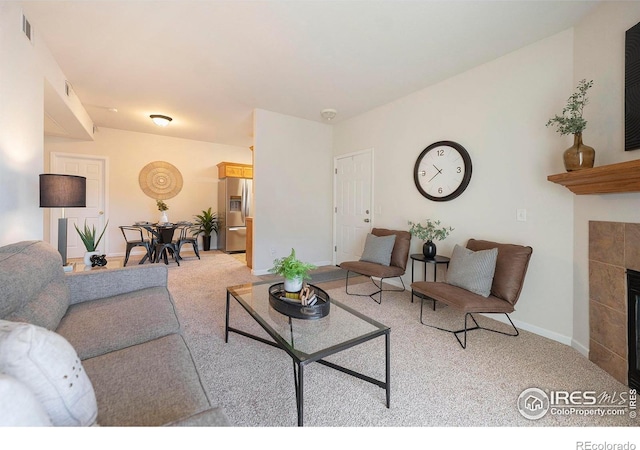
[{"left": 138, "top": 161, "right": 183, "bottom": 200}]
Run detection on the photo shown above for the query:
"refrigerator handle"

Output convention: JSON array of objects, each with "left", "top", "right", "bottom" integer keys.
[
  {"left": 240, "top": 179, "right": 246, "bottom": 223},
  {"left": 245, "top": 179, "right": 252, "bottom": 218}
]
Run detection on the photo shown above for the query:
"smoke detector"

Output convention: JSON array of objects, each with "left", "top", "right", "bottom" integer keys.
[{"left": 321, "top": 108, "right": 337, "bottom": 121}]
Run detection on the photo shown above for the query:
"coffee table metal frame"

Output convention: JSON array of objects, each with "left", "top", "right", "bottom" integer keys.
[{"left": 225, "top": 282, "right": 390, "bottom": 426}]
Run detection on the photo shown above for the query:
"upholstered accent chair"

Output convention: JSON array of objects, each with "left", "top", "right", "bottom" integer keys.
[
  {"left": 339, "top": 228, "right": 411, "bottom": 304},
  {"left": 411, "top": 239, "right": 532, "bottom": 349}
]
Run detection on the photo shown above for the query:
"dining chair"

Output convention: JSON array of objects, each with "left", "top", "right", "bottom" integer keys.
[
  {"left": 154, "top": 225, "right": 180, "bottom": 266},
  {"left": 119, "top": 226, "right": 153, "bottom": 266},
  {"left": 175, "top": 222, "right": 200, "bottom": 260}
]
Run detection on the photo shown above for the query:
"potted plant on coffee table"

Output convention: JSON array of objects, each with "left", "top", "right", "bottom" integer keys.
[
  {"left": 74, "top": 219, "right": 109, "bottom": 266},
  {"left": 269, "top": 248, "right": 317, "bottom": 293},
  {"left": 408, "top": 219, "right": 453, "bottom": 260},
  {"left": 190, "top": 207, "right": 219, "bottom": 251}
]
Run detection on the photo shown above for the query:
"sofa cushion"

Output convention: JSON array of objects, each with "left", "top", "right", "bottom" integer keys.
[
  {"left": 82, "top": 334, "right": 211, "bottom": 426},
  {"left": 0, "top": 373, "right": 52, "bottom": 426},
  {"left": 0, "top": 241, "right": 69, "bottom": 330},
  {"left": 445, "top": 244, "right": 498, "bottom": 297},
  {"left": 56, "top": 286, "right": 180, "bottom": 360},
  {"left": 360, "top": 233, "right": 396, "bottom": 266},
  {"left": 0, "top": 320, "right": 98, "bottom": 426}
]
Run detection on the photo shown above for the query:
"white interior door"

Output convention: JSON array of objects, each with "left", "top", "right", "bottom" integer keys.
[
  {"left": 51, "top": 153, "right": 107, "bottom": 258},
  {"left": 334, "top": 150, "right": 373, "bottom": 264}
]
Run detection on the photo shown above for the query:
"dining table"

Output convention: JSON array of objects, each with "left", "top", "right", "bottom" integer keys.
[{"left": 132, "top": 222, "right": 190, "bottom": 264}]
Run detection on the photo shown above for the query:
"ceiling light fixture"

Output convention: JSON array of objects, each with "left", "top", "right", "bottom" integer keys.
[
  {"left": 150, "top": 114, "right": 172, "bottom": 127},
  {"left": 321, "top": 108, "right": 337, "bottom": 121}
]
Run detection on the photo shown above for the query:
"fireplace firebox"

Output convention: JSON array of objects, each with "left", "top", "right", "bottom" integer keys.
[{"left": 626, "top": 269, "right": 640, "bottom": 389}]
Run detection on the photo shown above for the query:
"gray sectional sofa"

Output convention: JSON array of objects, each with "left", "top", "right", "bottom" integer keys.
[{"left": 0, "top": 240, "right": 227, "bottom": 426}]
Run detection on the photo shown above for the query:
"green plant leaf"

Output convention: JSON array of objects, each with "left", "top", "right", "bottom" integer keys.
[
  {"left": 268, "top": 248, "right": 317, "bottom": 280},
  {"left": 546, "top": 79, "right": 593, "bottom": 135},
  {"left": 190, "top": 207, "right": 219, "bottom": 237},
  {"left": 408, "top": 219, "right": 453, "bottom": 242},
  {"left": 74, "top": 219, "right": 109, "bottom": 252}
]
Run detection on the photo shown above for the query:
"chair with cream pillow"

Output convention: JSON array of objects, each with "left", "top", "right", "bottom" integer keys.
[
  {"left": 411, "top": 239, "right": 532, "bottom": 348},
  {"left": 339, "top": 228, "right": 411, "bottom": 304}
]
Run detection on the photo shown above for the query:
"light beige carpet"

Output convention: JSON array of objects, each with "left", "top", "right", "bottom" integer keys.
[{"left": 160, "top": 251, "right": 635, "bottom": 429}]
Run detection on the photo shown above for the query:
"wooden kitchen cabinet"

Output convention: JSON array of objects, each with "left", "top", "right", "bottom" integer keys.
[{"left": 217, "top": 162, "right": 253, "bottom": 179}]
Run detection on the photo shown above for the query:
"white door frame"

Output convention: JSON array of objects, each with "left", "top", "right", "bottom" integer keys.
[
  {"left": 50, "top": 152, "right": 110, "bottom": 257},
  {"left": 332, "top": 148, "right": 374, "bottom": 265}
]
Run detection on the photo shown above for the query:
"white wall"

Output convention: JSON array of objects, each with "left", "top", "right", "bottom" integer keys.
[
  {"left": 44, "top": 127, "right": 252, "bottom": 256},
  {"left": 333, "top": 30, "right": 576, "bottom": 343},
  {"left": 253, "top": 109, "right": 333, "bottom": 274},
  {"left": 571, "top": 2, "right": 640, "bottom": 353},
  {"left": 0, "top": 3, "right": 91, "bottom": 246}
]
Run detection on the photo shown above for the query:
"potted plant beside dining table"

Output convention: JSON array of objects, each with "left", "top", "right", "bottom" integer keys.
[{"left": 190, "top": 207, "right": 219, "bottom": 251}]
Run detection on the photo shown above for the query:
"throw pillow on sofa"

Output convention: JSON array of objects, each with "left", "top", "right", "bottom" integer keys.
[
  {"left": 0, "top": 320, "right": 98, "bottom": 426},
  {"left": 445, "top": 244, "right": 498, "bottom": 297},
  {"left": 0, "top": 373, "right": 52, "bottom": 426}
]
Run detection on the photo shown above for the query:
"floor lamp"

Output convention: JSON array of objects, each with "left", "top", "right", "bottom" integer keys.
[{"left": 39, "top": 174, "right": 87, "bottom": 270}]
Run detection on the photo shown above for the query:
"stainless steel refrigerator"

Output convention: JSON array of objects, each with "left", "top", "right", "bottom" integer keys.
[{"left": 217, "top": 177, "right": 252, "bottom": 252}]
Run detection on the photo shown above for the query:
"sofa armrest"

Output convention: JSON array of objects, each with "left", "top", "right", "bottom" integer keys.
[
  {"left": 66, "top": 265, "right": 168, "bottom": 305},
  {"left": 165, "top": 407, "right": 231, "bottom": 426}
]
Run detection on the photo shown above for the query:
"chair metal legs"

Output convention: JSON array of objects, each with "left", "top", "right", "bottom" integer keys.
[
  {"left": 155, "top": 243, "right": 180, "bottom": 266},
  {"left": 344, "top": 270, "right": 406, "bottom": 304},
  {"left": 415, "top": 291, "right": 519, "bottom": 349},
  {"left": 123, "top": 242, "right": 152, "bottom": 266},
  {"left": 177, "top": 240, "right": 200, "bottom": 260}
]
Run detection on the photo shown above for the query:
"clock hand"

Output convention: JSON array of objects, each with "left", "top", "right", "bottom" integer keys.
[{"left": 428, "top": 164, "right": 443, "bottom": 182}]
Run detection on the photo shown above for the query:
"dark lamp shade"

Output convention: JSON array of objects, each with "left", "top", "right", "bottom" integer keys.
[{"left": 39, "top": 174, "right": 87, "bottom": 208}]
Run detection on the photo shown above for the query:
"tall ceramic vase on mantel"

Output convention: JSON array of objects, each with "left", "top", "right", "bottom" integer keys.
[{"left": 563, "top": 133, "right": 595, "bottom": 172}]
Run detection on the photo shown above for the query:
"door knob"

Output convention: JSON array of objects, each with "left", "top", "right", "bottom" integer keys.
[
  {"left": 364, "top": 218, "right": 370, "bottom": 223},
  {"left": 99, "top": 211, "right": 104, "bottom": 215}
]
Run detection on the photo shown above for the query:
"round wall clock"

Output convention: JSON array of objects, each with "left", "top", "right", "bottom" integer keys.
[{"left": 413, "top": 140, "right": 472, "bottom": 202}]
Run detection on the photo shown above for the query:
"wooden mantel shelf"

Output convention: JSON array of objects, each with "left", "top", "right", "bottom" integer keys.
[{"left": 547, "top": 159, "right": 640, "bottom": 195}]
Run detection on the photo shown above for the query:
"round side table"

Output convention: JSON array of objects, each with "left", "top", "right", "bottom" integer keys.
[{"left": 410, "top": 254, "right": 450, "bottom": 307}]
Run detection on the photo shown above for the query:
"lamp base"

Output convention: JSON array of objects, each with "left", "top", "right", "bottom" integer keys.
[{"left": 58, "top": 217, "right": 68, "bottom": 266}]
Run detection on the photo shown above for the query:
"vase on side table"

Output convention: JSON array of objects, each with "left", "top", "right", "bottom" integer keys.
[{"left": 423, "top": 241, "right": 437, "bottom": 260}]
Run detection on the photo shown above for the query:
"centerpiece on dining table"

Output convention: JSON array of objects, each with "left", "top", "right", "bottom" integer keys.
[{"left": 156, "top": 199, "right": 169, "bottom": 224}]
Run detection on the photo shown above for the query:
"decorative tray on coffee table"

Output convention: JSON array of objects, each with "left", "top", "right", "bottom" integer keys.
[{"left": 268, "top": 283, "right": 330, "bottom": 320}]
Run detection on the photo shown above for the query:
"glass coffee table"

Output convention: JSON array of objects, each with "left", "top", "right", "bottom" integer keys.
[{"left": 225, "top": 281, "right": 390, "bottom": 426}]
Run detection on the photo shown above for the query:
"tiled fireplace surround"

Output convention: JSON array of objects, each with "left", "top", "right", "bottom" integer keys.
[{"left": 589, "top": 221, "right": 639, "bottom": 385}]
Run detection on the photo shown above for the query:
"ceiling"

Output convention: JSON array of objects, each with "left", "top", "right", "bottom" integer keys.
[{"left": 22, "top": 0, "right": 600, "bottom": 148}]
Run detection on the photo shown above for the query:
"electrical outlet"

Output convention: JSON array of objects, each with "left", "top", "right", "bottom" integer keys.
[
  {"left": 270, "top": 246, "right": 276, "bottom": 257},
  {"left": 516, "top": 209, "right": 527, "bottom": 222}
]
